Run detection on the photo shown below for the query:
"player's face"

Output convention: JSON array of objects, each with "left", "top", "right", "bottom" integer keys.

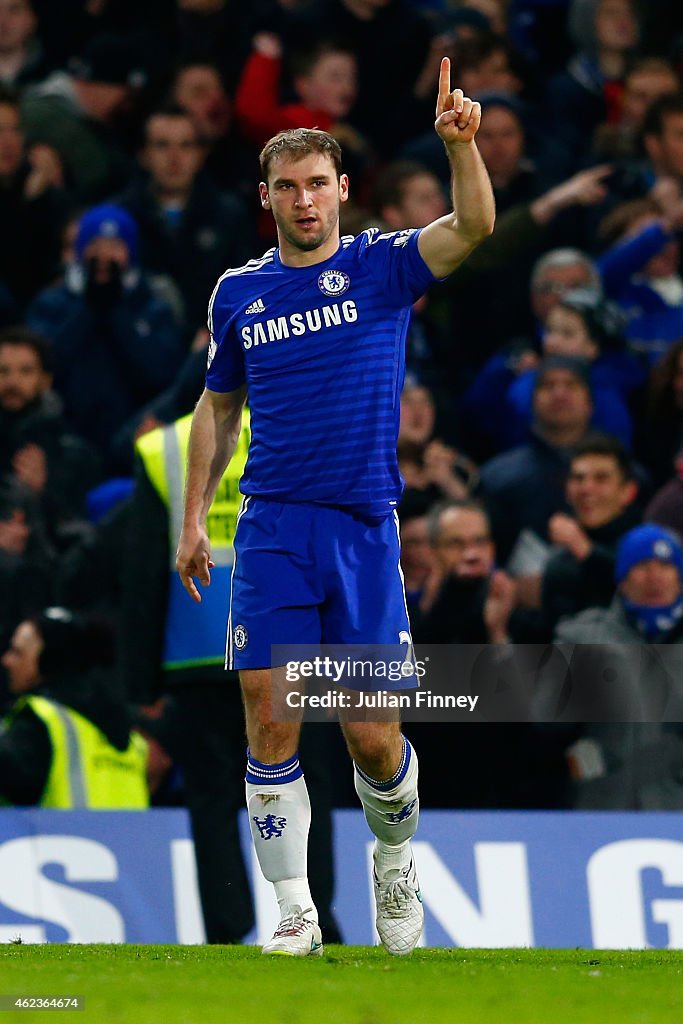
[
  {"left": 260, "top": 153, "right": 349, "bottom": 262},
  {"left": 566, "top": 454, "right": 634, "bottom": 528},
  {"left": 0, "top": 343, "right": 50, "bottom": 411}
]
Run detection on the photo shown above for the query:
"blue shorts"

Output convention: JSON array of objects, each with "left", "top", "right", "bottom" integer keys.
[{"left": 226, "top": 499, "right": 412, "bottom": 673}]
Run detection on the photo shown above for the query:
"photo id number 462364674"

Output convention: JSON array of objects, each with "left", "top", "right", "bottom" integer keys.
[{"left": 0, "top": 996, "right": 84, "bottom": 1011}]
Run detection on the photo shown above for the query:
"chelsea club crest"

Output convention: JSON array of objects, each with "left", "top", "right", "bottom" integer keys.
[
  {"left": 318, "top": 269, "right": 350, "bottom": 297},
  {"left": 233, "top": 624, "right": 248, "bottom": 650}
]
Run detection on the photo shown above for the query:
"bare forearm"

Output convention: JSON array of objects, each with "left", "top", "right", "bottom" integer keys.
[
  {"left": 183, "top": 387, "right": 245, "bottom": 527},
  {"left": 418, "top": 139, "right": 495, "bottom": 277},
  {"left": 447, "top": 140, "right": 496, "bottom": 243},
  {"left": 418, "top": 64, "right": 494, "bottom": 277}
]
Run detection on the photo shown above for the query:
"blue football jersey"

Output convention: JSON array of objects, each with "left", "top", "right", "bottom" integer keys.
[{"left": 206, "top": 228, "right": 436, "bottom": 519}]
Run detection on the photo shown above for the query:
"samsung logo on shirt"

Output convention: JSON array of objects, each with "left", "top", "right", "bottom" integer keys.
[{"left": 240, "top": 301, "right": 358, "bottom": 349}]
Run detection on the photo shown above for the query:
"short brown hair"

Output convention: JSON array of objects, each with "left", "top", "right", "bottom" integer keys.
[
  {"left": 571, "top": 433, "right": 634, "bottom": 482},
  {"left": 259, "top": 128, "right": 342, "bottom": 183}
]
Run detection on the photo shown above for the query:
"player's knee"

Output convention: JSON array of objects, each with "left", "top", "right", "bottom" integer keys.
[
  {"left": 240, "top": 669, "right": 271, "bottom": 712},
  {"left": 345, "top": 723, "right": 401, "bottom": 776}
]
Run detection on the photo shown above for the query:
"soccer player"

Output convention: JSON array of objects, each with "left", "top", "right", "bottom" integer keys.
[{"left": 176, "top": 59, "right": 495, "bottom": 957}]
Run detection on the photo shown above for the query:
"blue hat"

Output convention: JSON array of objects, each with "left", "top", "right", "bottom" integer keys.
[
  {"left": 76, "top": 204, "right": 139, "bottom": 264},
  {"left": 615, "top": 524, "right": 683, "bottom": 584}
]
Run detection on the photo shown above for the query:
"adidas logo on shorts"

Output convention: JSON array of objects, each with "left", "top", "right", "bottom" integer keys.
[{"left": 245, "top": 298, "right": 266, "bottom": 314}]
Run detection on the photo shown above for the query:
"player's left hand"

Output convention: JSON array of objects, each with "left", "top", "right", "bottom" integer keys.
[
  {"left": 434, "top": 57, "right": 481, "bottom": 147},
  {"left": 176, "top": 524, "right": 215, "bottom": 603}
]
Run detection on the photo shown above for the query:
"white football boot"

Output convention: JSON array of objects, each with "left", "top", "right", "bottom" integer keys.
[
  {"left": 374, "top": 853, "right": 424, "bottom": 956},
  {"left": 262, "top": 908, "right": 324, "bottom": 957}
]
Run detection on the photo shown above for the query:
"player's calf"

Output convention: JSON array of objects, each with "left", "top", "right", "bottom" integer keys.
[{"left": 352, "top": 735, "right": 423, "bottom": 955}]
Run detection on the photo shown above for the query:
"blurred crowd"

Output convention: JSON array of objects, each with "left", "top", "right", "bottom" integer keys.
[{"left": 3, "top": 0, "right": 683, "bottom": 831}]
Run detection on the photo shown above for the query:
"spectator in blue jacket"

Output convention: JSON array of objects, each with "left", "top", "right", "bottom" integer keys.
[
  {"left": 461, "top": 253, "right": 636, "bottom": 456},
  {"left": 26, "top": 204, "right": 184, "bottom": 466},
  {"left": 458, "top": 245, "right": 602, "bottom": 458},
  {"left": 598, "top": 194, "right": 683, "bottom": 366},
  {"left": 506, "top": 289, "right": 639, "bottom": 448}
]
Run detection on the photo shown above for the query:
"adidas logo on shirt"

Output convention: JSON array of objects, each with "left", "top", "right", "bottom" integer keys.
[{"left": 245, "top": 298, "right": 266, "bottom": 314}]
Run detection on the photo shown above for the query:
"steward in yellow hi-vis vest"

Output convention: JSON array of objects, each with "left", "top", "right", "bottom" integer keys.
[
  {"left": 120, "top": 407, "right": 255, "bottom": 943},
  {"left": 0, "top": 608, "right": 148, "bottom": 808},
  {"left": 134, "top": 409, "right": 250, "bottom": 673}
]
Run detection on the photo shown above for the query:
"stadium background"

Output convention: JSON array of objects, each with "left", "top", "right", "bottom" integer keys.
[{"left": 2, "top": 0, "right": 683, "bottom": 950}]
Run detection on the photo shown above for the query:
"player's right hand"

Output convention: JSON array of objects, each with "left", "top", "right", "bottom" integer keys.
[
  {"left": 176, "top": 525, "right": 214, "bottom": 603},
  {"left": 434, "top": 57, "right": 481, "bottom": 147}
]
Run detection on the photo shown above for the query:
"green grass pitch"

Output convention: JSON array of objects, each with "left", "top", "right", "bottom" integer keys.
[{"left": 0, "top": 945, "right": 681, "bottom": 1024}]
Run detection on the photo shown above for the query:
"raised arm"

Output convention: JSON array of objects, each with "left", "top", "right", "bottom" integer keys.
[
  {"left": 418, "top": 57, "right": 495, "bottom": 279},
  {"left": 175, "top": 384, "right": 247, "bottom": 602}
]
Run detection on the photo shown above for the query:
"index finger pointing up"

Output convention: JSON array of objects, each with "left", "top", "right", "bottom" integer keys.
[{"left": 437, "top": 56, "right": 452, "bottom": 116}]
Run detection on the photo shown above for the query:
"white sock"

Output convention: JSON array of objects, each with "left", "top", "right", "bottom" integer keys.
[
  {"left": 354, "top": 736, "right": 419, "bottom": 874},
  {"left": 272, "top": 879, "right": 316, "bottom": 920},
  {"left": 246, "top": 750, "right": 318, "bottom": 922}
]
